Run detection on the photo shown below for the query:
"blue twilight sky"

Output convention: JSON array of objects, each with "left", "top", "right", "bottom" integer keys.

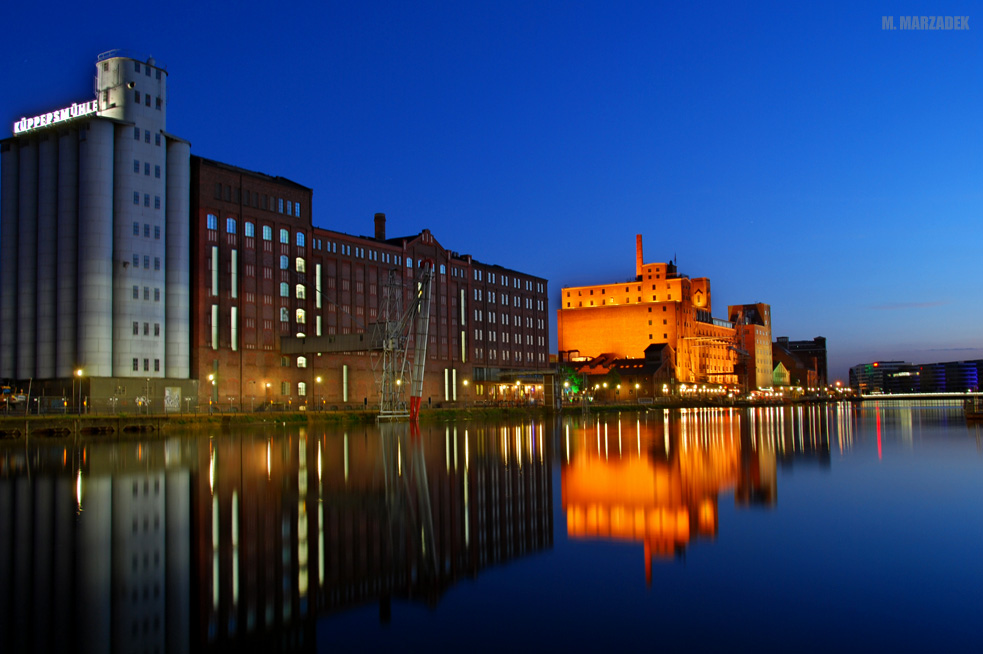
[{"left": 2, "top": 1, "right": 981, "bottom": 382}]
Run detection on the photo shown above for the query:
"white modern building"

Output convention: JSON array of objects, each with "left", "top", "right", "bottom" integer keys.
[{"left": 1, "top": 50, "right": 194, "bottom": 407}]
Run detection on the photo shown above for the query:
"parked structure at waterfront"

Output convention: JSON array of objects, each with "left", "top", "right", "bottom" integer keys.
[
  {"left": 849, "top": 359, "right": 983, "bottom": 394},
  {"left": 556, "top": 235, "right": 772, "bottom": 394},
  {"left": 0, "top": 51, "right": 550, "bottom": 412}
]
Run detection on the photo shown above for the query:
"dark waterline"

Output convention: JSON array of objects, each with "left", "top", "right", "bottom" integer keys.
[{"left": 2, "top": 402, "right": 981, "bottom": 653}]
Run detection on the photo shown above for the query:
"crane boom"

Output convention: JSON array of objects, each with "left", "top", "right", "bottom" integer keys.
[{"left": 408, "top": 260, "right": 434, "bottom": 421}]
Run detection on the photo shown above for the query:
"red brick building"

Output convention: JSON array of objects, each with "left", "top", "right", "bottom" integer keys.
[{"left": 190, "top": 157, "right": 550, "bottom": 411}]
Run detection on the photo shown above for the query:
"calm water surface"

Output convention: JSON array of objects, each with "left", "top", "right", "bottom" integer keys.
[{"left": 2, "top": 402, "right": 982, "bottom": 652}]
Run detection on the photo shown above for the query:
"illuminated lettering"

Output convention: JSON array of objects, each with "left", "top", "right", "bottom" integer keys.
[{"left": 12, "top": 99, "right": 99, "bottom": 135}]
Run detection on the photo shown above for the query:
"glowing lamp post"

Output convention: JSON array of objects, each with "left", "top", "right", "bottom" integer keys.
[{"left": 75, "top": 369, "right": 84, "bottom": 415}]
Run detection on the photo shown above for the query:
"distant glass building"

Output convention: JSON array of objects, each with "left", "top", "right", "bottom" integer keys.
[
  {"left": 849, "top": 360, "right": 982, "bottom": 394},
  {"left": 1, "top": 51, "right": 192, "bottom": 402}
]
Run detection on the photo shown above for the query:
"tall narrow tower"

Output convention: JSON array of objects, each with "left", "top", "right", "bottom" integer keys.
[{"left": 0, "top": 50, "right": 190, "bottom": 382}]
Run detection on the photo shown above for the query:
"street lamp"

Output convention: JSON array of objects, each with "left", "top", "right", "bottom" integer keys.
[
  {"left": 208, "top": 374, "right": 215, "bottom": 414},
  {"left": 316, "top": 376, "right": 322, "bottom": 412},
  {"left": 75, "top": 368, "right": 83, "bottom": 415}
]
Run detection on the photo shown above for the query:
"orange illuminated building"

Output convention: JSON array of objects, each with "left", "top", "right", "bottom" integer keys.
[{"left": 557, "top": 235, "right": 772, "bottom": 391}]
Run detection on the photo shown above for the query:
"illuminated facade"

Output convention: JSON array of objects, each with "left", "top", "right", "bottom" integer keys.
[
  {"left": 557, "top": 235, "right": 771, "bottom": 390},
  {"left": 1, "top": 50, "right": 549, "bottom": 412},
  {"left": 191, "top": 157, "right": 551, "bottom": 409},
  {"left": 1, "top": 50, "right": 190, "bottom": 383}
]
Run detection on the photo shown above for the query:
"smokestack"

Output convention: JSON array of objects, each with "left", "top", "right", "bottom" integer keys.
[
  {"left": 374, "top": 213, "right": 386, "bottom": 241},
  {"left": 635, "top": 234, "right": 643, "bottom": 278}
]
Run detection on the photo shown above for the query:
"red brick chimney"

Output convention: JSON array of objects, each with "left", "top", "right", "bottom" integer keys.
[{"left": 374, "top": 213, "right": 386, "bottom": 241}]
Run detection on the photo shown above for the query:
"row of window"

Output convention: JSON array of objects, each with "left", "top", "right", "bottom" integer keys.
[
  {"left": 213, "top": 184, "right": 303, "bottom": 218},
  {"left": 472, "top": 329, "right": 545, "bottom": 346},
  {"left": 206, "top": 215, "right": 306, "bottom": 246},
  {"left": 132, "top": 222, "right": 162, "bottom": 239},
  {"left": 131, "top": 285, "right": 161, "bottom": 301},
  {"left": 133, "top": 90, "right": 162, "bottom": 110},
  {"left": 133, "top": 127, "right": 162, "bottom": 146},
  {"left": 569, "top": 282, "right": 677, "bottom": 297},
  {"left": 133, "top": 159, "right": 161, "bottom": 178},
  {"left": 131, "top": 61, "right": 162, "bottom": 80},
  {"left": 472, "top": 348, "right": 541, "bottom": 363},
  {"left": 131, "top": 254, "right": 161, "bottom": 270},
  {"left": 567, "top": 294, "right": 675, "bottom": 307},
  {"left": 132, "top": 357, "right": 161, "bottom": 372},
  {"left": 133, "top": 192, "right": 161, "bottom": 209},
  {"left": 471, "top": 270, "right": 541, "bottom": 291},
  {"left": 132, "top": 321, "right": 161, "bottom": 336}
]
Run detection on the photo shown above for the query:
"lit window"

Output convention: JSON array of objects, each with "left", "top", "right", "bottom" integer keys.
[
  {"left": 207, "top": 214, "right": 217, "bottom": 230},
  {"left": 295, "top": 284, "right": 306, "bottom": 299},
  {"left": 280, "top": 282, "right": 289, "bottom": 297},
  {"left": 297, "top": 356, "right": 307, "bottom": 369},
  {"left": 296, "top": 309, "right": 306, "bottom": 324},
  {"left": 295, "top": 257, "right": 306, "bottom": 272},
  {"left": 279, "top": 307, "right": 289, "bottom": 322},
  {"left": 296, "top": 232, "right": 305, "bottom": 247},
  {"left": 262, "top": 225, "right": 272, "bottom": 241},
  {"left": 279, "top": 229, "right": 288, "bottom": 244},
  {"left": 295, "top": 203, "right": 301, "bottom": 218},
  {"left": 279, "top": 255, "right": 288, "bottom": 270},
  {"left": 298, "top": 381, "right": 307, "bottom": 396},
  {"left": 244, "top": 221, "right": 255, "bottom": 237},
  {"left": 226, "top": 218, "right": 236, "bottom": 234}
]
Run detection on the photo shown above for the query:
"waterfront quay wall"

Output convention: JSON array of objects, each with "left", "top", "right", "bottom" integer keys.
[{"left": 0, "top": 398, "right": 863, "bottom": 439}]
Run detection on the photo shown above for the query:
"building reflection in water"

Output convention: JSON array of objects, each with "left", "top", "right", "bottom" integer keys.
[
  {"left": 0, "top": 419, "right": 553, "bottom": 652},
  {"left": 560, "top": 405, "right": 833, "bottom": 583},
  {"left": 0, "top": 437, "right": 193, "bottom": 654}
]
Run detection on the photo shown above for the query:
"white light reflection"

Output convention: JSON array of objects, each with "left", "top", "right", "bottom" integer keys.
[
  {"left": 75, "top": 469, "right": 83, "bottom": 512},
  {"left": 464, "top": 422, "right": 470, "bottom": 548},
  {"left": 232, "top": 491, "right": 239, "bottom": 607}
]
